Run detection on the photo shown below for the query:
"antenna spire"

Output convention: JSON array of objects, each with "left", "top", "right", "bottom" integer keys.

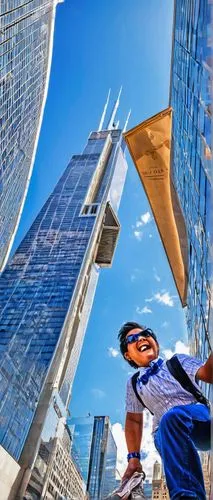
[
  {"left": 107, "top": 86, "right": 122, "bottom": 130},
  {"left": 98, "top": 89, "right": 111, "bottom": 131},
  {"left": 123, "top": 109, "right": 131, "bottom": 133}
]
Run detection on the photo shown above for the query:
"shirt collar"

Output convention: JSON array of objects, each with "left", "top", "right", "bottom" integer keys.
[{"left": 138, "top": 356, "right": 164, "bottom": 375}]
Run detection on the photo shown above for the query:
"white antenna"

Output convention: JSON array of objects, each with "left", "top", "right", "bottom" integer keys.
[
  {"left": 123, "top": 109, "right": 131, "bottom": 133},
  {"left": 98, "top": 89, "right": 111, "bottom": 131},
  {"left": 115, "top": 120, "right": 120, "bottom": 129},
  {"left": 107, "top": 86, "right": 122, "bottom": 130}
]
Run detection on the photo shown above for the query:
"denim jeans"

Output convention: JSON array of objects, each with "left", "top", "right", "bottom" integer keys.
[{"left": 154, "top": 403, "right": 211, "bottom": 499}]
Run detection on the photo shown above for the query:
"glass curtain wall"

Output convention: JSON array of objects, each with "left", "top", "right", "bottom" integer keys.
[
  {"left": 170, "top": 0, "right": 212, "bottom": 398},
  {"left": 0, "top": 0, "right": 58, "bottom": 271}
]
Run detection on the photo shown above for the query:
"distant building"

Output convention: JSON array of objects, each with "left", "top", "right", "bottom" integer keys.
[
  {"left": 152, "top": 461, "right": 161, "bottom": 500},
  {"left": 69, "top": 416, "right": 94, "bottom": 486},
  {"left": 0, "top": 0, "right": 61, "bottom": 271},
  {"left": 201, "top": 452, "right": 211, "bottom": 499},
  {"left": 151, "top": 461, "right": 169, "bottom": 500},
  {"left": 143, "top": 479, "right": 152, "bottom": 499},
  {"left": 26, "top": 437, "right": 86, "bottom": 500},
  {"left": 152, "top": 460, "right": 161, "bottom": 481},
  {"left": 161, "top": 477, "right": 169, "bottom": 500},
  {"left": 101, "top": 422, "right": 118, "bottom": 499},
  {"left": 69, "top": 415, "right": 117, "bottom": 499},
  {"left": 0, "top": 90, "right": 128, "bottom": 497},
  {"left": 25, "top": 403, "right": 86, "bottom": 500}
]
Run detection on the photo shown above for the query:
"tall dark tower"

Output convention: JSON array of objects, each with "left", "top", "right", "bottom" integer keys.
[{"left": 0, "top": 90, "right": 130, "bottom": 497}]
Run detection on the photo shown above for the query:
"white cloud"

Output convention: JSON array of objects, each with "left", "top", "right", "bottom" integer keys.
[
  {"left": 136, "top": 306, "right": 152, "bottom": 314},
  {"left": 174, "top": 340, "right": 190, "bottom": 354},
  {"left": 108, "top": 347, "right": 119, "bottom": 358},
  {"left": 146, "top": 290, "right": 176, "bottom": 307},
  {"left": 112, "top": 423, "right": 128, "bottom": 477},
  {"left": 140, "top": 212, "right": 152, "bottom": 225},
  {"left": 133, "top": 212, "right": 152, "bottom": 241},
  {"left": 136, "top": 220, "right": 143, "bottom": 228},
  {"left": 134, "top": 230, "right": 143, "bottom": 241},
  {"left": 153, "top": 267, "right": 161, "bottom": 282},
  {"left": 163, "top": 340, "right": 190, "bottom": 359},
  {"left": 142, "top": 411, "right": 160, "bottom": 478},
  {"left": 91, "top": 388, "right": 106, "bottom": 399},
  {"left": 155, "top": 292, "right": 174, "bottom": 307},
  {"left": 130, "top": 268, "right": 142, "bottom": 282},
  {"left": 112, "top": 412, "right": 160, "bottom": 480},
  {"left": 135, "top": 212, "right": 152, "bottom": 229},
  {"left": 162, "top": 348, "right": 173, "bottom": 359},
  {"left": 161, "top": 321, "right": 169, "bottom": 328}
]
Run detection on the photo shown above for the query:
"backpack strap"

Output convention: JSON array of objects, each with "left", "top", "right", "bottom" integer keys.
[
  {"left": 131, "top": 372, "right": 154, "bottom": 415},
  {"left": 166, "top": 355, "right": 209, "bottom": 407}
]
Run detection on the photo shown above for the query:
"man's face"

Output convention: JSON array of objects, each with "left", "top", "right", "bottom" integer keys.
[{"left": 124, "top": 328, "right": 159, "bottom": 367}]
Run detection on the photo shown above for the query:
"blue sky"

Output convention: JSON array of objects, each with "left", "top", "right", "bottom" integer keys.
[{"left": 13, "top": 0, "right": 189, "bottom": 476}]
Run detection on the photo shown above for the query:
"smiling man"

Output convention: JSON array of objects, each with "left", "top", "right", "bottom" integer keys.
[{"left": 118, "top": 321, "right": 212, "bottom": 500}]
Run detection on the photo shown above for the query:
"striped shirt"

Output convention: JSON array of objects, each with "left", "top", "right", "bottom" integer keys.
[{"left": 125, "top": 354, "right": 203, "bottom": 433}]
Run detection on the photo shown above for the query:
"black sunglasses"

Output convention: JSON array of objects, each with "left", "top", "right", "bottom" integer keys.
[{"left": 125, "top": 328, "right": 154, "bottom": 345}]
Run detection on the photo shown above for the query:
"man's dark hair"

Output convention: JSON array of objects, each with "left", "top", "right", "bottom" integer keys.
[{"left": 118, "top": 321, "right": 158, "bottom": 369}]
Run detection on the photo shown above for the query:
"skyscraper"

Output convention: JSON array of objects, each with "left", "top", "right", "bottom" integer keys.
[
  {"left": 0, "top": 90, "right": 128, "bottom": 497},
  {"left": 170, "top": 6, "right": 212, "bottom": 497},
  {"left": 69, "top": 416, "right": 94, "bottom": 486},
  {"left": 69, "top": 415, "right": 117, "bottom": 499},
  {"left": 169, "top": 0, "right": 212, "bottom": 390},
  {"left": 124, "top": 6, "right": 212, "bottom": 494},
  {"left": 124, "top": 1, "right": 212, "bottom": 379},
  {"left": 143, "top": 480, "right": 152, "bottom": 500},
  {"left": 0, "top": 0, "right": 61, "bottom": 272}
]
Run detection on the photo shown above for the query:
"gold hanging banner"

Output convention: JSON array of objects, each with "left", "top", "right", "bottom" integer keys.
[{"left": 124, "top": 107, "right": 188, "bottom": 307}]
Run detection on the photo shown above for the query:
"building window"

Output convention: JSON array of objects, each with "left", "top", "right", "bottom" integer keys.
[{"left": 81, "top": 203, "right": 99, "bottom": 216}]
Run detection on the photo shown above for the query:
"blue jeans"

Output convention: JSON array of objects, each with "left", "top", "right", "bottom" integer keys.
[{"left": 154, "top": 404, "right": 211, "bottom": 499}]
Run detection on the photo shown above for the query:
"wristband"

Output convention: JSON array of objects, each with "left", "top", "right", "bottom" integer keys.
[{"left": 127, "top": 451, "right": 141, "bottom": 461}]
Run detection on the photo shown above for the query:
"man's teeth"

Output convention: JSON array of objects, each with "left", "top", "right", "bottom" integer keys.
[{"left": 139, "top": 345, "right": 149, "bottom": 352}]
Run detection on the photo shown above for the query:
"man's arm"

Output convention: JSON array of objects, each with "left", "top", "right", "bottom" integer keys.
[
  {"left": 122, "top": 411, "right": 143, "bottom": 480},
  {"left": 196, "top": 353, "right": 213, "bottom": 384}
]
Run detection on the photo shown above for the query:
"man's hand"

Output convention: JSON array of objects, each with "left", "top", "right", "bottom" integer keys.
[
  {"left": 196, "top": 353, "right": 213, "bottom": 384},
  {"left": 122, "top": 457, "right": 143, "bottom": 481}
]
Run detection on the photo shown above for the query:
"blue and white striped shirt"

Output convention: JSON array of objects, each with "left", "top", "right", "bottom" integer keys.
[{"left": 125, "top": 354, "right": 203, "bottom": 432}]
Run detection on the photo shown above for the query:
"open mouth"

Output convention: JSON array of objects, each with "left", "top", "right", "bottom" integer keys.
[{"left": 137, "top": 343, "right": 151, "bottom": 353}]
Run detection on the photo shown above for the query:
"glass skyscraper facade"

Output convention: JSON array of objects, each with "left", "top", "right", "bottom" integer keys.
[
  {"left": 0, "top": 97, "right": 128, "bottom": 477},
  {"left": 69, "top": 416, "right": 94, "bottom": 486},
  {"left": 170, "top": 0, "right": 212, "bottom": 389},
  {"left": 101, "top": 423, "right": 118, "bottom": 499},
  {"left": 0, "top": 0, "right": 60, "bottom": 272},
  {"left": 69, "top": 415, "right": 117, "bottom": 499}
]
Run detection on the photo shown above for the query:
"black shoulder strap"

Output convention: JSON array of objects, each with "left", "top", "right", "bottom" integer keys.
[
  {"left": 166, "top": 355, "right": 209, "bottom": 407},
  {"left": 131, "top": 372, "right": 154, "bottom": 415}
]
